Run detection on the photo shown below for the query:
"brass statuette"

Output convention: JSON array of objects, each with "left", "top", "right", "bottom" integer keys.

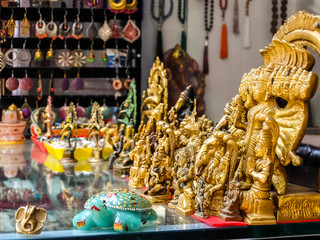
[{"left": 16, "top": 205, "right": 47, "bottom": 235}]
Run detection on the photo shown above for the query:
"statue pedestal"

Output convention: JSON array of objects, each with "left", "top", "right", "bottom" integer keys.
[
  {"left": 114, "top": 164, "right": 131, "bottom": 178},
  {"left": 273, "top": 184, "right": 320, "bottom": 222},
  {"left": 128, "top": 167, "right": 147, "bottom": 189},
  {"left": 0, "top": 121, "right": 26, "bottom": 144},
  {"left": 145, "top": 194, "right": 171, "bottom": 204},
  {"left": 176, "top": 206, "right": 195, "bottom": 216},
  {"left": 243, "top": 199, "right": 276, "bottom": 225},
  {"left": 59, "top": 148, "right": 77, "bottom": 164},
  {"left": 88, "top": 147, "right": 105, "bottom": 163}
]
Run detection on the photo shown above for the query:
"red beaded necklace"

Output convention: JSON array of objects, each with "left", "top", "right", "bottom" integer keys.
[{"left": 219, "top": 0, "right": 228, "bottom": 59}]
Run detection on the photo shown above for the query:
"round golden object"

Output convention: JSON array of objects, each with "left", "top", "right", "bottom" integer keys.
[{"left": 109, "top": 0, "right": 126, "bottom": 11}]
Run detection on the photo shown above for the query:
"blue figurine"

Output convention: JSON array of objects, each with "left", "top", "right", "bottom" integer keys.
[{"left": 73, "top": 188, "right": 157, "bottom": 232}]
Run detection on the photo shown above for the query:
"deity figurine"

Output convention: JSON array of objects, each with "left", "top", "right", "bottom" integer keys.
[
  {"left": 194, "top": 131, "right": 238, "bottom": 216},
  {"left": 60, "top": 102, "right": 78, "bottom": 164},
  {"left": 113, "top": 125, "right": 135, "bottom": 176},
  {"left": 144, "top": 143, "right": 172, "bottom": 203},
  {"left": 240, "top": 114, "right": 279, "bottom": 225},
  {"left": 108, "top": 129, "right": 124, "bottom": 170},
  {"left": 129, "top": 137, "right": 152, "bottom": 189},
  {"left": 117, "top": 79, "right": 137, "bottom": 129},
  {"left": 88, "top": 102, "right": 105, "bottom": 163},
  {"left": 194, "top": 177, "right": 208, "bottom": 218}
]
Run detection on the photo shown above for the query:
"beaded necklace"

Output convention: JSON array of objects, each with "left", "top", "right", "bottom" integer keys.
[
  {"left": 270, "top": 0, "right": 287, "bottom": 34},
  {"left": 219, "top": 0, "right": 228, "bottom": 59},
  {"left": 151, "top": 0, "right": 174, "bottom": 60},
  {"left": 178, "top": 0, "right": 187, "bottom": 51},
  {"left": 233, "top": 0, "right": 239, "bottom": 35},
  {"left": 203, "top": 0, "right": 214, "bottom": 75}
]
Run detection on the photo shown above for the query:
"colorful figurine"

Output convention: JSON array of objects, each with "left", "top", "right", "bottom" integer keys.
[
  {"left": 16, "top": 205, "right": 47, "bottom": 235},
  {"left": 73, "top": 189, "right": 157, "bottom": 231}
]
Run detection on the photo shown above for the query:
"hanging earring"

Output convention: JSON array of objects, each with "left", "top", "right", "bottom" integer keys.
[
  {"left": 72, "top": 8, "right": 83, "bottom": 39},
  {"left": 20, "top": 69, "right": 33, "bottom": 91},
  {"left": 17, "top": 39, "right": 31, "bottom": 66},
  {"left": 86, "top": 0, "right": 101, "bottom": 8},
  {"left": 125, "top": 0, "right": 138, "bottom": 14},
  {"left": 0, "top": 46, "right": 5, "bottom": 72},
  {"left": 6, "top": 9, "right": 15, "bottom": 38},
  {"left": 34, "top": 39, "right": 43, "bottom": 61},
  {"left": 21, "top": 97, "right": 32, "bottom": 119},
  {"left": 58, "top": 9, "right": 71, "bottom": 40},
  {"left": 56, "top": 40, "right": 74, "bottom": 70},
  {"left": 21, "top": 8, "right": 30, "bottom": 37},
  {"left": 46, "top": 39, "right": 55, "bottom": 60},
  {"left": 5, "top": 39, "right": 18, "bottom": 66},
  {"left": 49, "top": 71, "right": 54, "bottom": 97},
  {"left": 99, "top": 9, "right": 112, "bottom": 62},
  {"left": 61, "top": 71, "right": 70, "bottom": 91},
  {"left": 35, "top": 8, "right": 47, "bottom": 39},
  {"left": 113, "top": 67, "right": 122, "bottom": 91},
  {"left": 88, "top": 41, "right": 95, "bottom": 62},
  {"left": 37, "top": 71, "right": 43, "bottom": 102},
  {"left": 108, "top": 0, "right": 126, "bottom": 13},
  {"left": 46, "top": 8, "right": 58, "bottom": 40},
  {"left": 122, "top": 16, "right": 140, "bottom": 43},
  {"left": 72, "top": 40, "right": 86, "bottom": 67},
  {"left": 87, "top": 9, "right": 97, "bottom": 62},
  {"left": 110, "top": 15, "right": 122, "bottom": 39},
  {"left": 72, "top": 68, "right": 84, "bottom": 91},
  {"left": 6, "top": 70, "right": 19, "bottom": 91}
]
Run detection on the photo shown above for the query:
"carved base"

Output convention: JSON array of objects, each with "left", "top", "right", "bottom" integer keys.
[
  {"left": 168, "top": 200, "right": 178, "bottom": 209},
  {"left": 114, "top": 164, "right": 131, "bottom": 178},
  {"left": 243, "top": 199, "right": 276, "bottom": 225},
  {"left": 88, "top": 157, "right": 105, "bottom": 163},
  {"left": 273, "top": 184, "right": 320, "bottom": 222},
  {"left": 176, "top": 206, "right": 195, "bottom": 216},
  {"left": 193, "top": 212, "right": 209, "bottom": 219},
  {"left": 145, "top": 194, "right": 172, "bottom": 204},
  {"left": 218, "top": 212, "right": 243, "bottom": 222},
  {"left": 59, "top": 157, "right": 77, "bottom": 164}
]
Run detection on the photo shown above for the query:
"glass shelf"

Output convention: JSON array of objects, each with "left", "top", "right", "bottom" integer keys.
[{"left": 0, "top": 140, "right": 320, "bottom": 240}]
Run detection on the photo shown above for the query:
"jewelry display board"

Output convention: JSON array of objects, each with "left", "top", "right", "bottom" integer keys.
[{"left": 0, "top": 4, "right": 141, "bottom": 110}]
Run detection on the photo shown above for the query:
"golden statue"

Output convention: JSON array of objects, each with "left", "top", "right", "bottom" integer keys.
[
  {"left": 88, "top": 102, "right": 105, "bottom": 163},
  {"left": 194, "top": 131, "right": 238, "bottom": 216},
  {"left": 60, "top": 102, "right": 78, "bottom": 164},
  {"left": 15, "top": 206, "right": 47, "bottom": 235}
]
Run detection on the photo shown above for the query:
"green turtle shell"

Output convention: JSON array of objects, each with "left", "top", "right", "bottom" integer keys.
[{"left": 84, "top": 188, "right": 152, "bottom": 212}]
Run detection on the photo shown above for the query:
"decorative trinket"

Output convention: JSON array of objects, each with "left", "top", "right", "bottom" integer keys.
[
  {"left": 21, "top": 10, "right": 30, "bottom": 37},
  {"left": 46, "top": 9, "right": 58, "bottom": 40},
  {"left": 151, "top": 0, "right": 174, "bottom": 60},
  {"left": 0, "top": 47, "right": 5, "bottom": 72},
  {"left": 88, "top": 102, "right": 105, "bottom": 163},
  {"left": 219, "top": 0, "right": 228, "bottom": 59},
  {"left": 177, "top": 0, "right": 187, "bottom": 50},
  {"left": 98, "top": 19, "right": 112, "bottom": 42},
  {"left": 20, "top": 70, "right": 33, "bottom": 91},
  {"left": 125, "top": 0, "right": 138, "bottom": 14},
  {"left": 46, "top": 40, "right": 55, "bottom": 60},
  {"left": 123, "top": 19, "right": 140, "bottom": 43},
  {"left": 5, "top": 40, "right": 18, "bottom": 66},
  {"left": 16, "top": 205, "right": 47, "bottom": 235},
  {"left": 6, "top": 10, "right": 15, "bottom": 38},
  {"left": 6, "top": 71, "right": 19, "bottom": 91},
  {"left": 72, "top": 70, "right": 84, "bottom": 90},
  {"left": 86, "top": 0, "right": 101, "bottom": 8},
  {"left": 108, "top": 0, "right": 126, "bottom": 13},
  {"left": 58, "top": 10, "right": 71, "bottom": 40},
  {"left": 203, "top": 0, "right": 214, "bottom": 74},
  {"left": 87, "top": 42, "right": 95, "bottom": 62},
  {"left": 86, "top": 11, "right": 98, "bottom": 40},
  {"left": 233, "top": 0, "right": 239, "bottom": 35},
  {"left": 72, "top": 42, "right": 86, "bottom": 67},
  {"left": 73, "top": 189, "right": 157, "bottom": 231},
  {"left": 34, "top": 40, "right": 43, "bottom": 61},
  {"left": 72, "top": 9, "right": 83, "bottom": 39},
  {"left": 35, "top": 9, "right": 47, "bottom": 39},
  {"left": 18, "top": 39, "right": 31, "bottom": 66},
  {"left": 56, "top": 41, "right": 74, "bottom": 70},
  {"left": 60, "top": 102, "right": 78, "bottom": 164},
  {"left": 61, "top": 71, "right": 70, "bottom": 91},
  {"left": 21, "top": 98, "right": 32, "bottom": 119},
  {"left": 113, "top": 78, "right": 122, "bottom": 91},
  {"left": 110, "top": 18, "right": 123, "bottom": 39},
  {"left": 37, "top": 72, "right": 42, "bottom": 102}
]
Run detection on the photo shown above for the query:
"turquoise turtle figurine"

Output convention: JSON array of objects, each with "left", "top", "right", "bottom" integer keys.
[{"left": 73, "top": 188, "right": 157, "bottom": 232}]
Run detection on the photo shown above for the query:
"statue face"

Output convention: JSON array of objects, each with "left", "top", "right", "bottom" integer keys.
[{"left": 255, "top": 141, "right": 265, "bottom": 158}]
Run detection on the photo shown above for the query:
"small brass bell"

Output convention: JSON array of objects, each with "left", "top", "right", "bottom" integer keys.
[
  {"left": 87, "top": 48, "right": 95, "bottom": 62},
  {"left": 34, "top": 49, "right": 43, "bottom": 61},
  {"left": 100, "top": 49, "right": 108, "bottom": 62},
  {"left": 46, "top": 47, "right": 55, "bottom": 60}
]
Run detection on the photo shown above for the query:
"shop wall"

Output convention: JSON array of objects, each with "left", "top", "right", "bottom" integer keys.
[{"left": 142, "top": 0, "right": 320, "bottom": 127}]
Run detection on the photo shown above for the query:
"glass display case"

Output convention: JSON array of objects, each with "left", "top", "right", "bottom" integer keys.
[{"left": 0, "top": 140, "right": 319, "bottom": 239}]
